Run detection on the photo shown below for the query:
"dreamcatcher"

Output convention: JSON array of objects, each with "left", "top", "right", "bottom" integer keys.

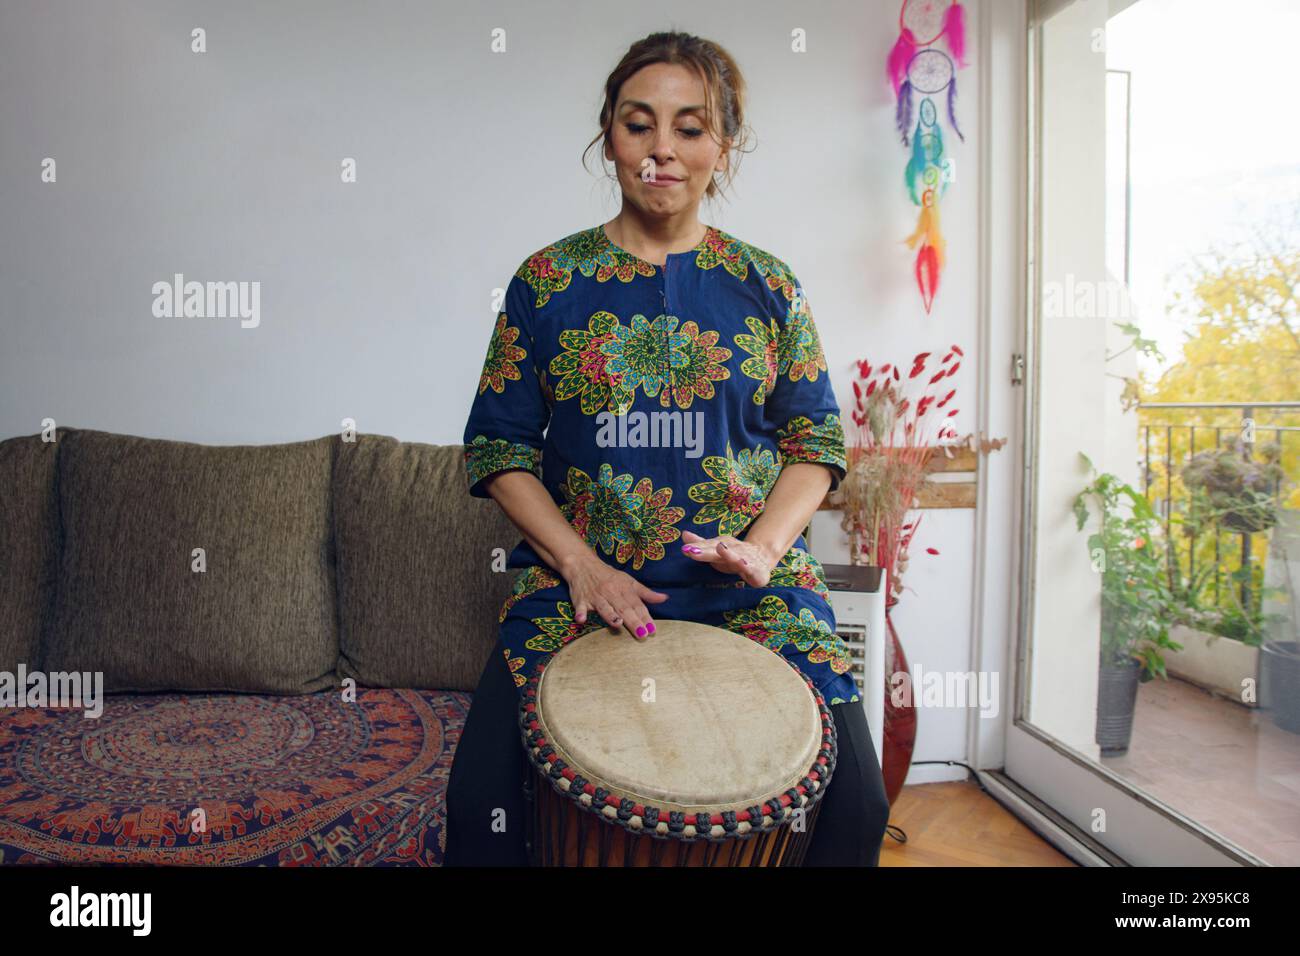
[{"left": 888, "top": 0, "right": 967, "bottom": 314}]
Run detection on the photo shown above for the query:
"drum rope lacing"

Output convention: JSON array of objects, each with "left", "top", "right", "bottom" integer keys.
[{"left": 518, "top": 651, "right": 839, "bottom": 842}]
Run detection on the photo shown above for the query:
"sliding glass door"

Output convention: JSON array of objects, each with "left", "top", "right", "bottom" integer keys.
[{"left": 1008, "top": 0, "right": 1299, "bottom": 866}]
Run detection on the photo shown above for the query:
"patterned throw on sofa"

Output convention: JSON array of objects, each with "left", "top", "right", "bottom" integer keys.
[{"left": 0, "top": 428, "right": 518, "bottom": 865}]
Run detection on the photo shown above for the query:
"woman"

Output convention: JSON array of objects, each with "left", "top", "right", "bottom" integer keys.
[{"left": 444, "top": 30, "right": 890, "bottom": 867}]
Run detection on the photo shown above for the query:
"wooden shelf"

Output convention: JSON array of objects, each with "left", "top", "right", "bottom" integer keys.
[{"left": 819, "top": 445, "right": 980, "bottom": 511}]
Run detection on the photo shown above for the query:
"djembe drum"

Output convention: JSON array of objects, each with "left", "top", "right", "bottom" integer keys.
[{"left": 518, "top": 619, "right": 837, "bottom": 867}]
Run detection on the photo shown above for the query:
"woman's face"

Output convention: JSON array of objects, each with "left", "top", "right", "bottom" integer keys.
[{"left": 605, "top": 62, "right": 730, "bottom": 217}]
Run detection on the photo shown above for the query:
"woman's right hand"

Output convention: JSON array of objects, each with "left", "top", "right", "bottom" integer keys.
[{"left": 561, "top": 552, "right": 669, "bottom": 640}]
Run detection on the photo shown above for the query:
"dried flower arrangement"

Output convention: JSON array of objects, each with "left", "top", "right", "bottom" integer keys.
[{"left": 835, "top": 346, "right": 1000, "bottom": 601}]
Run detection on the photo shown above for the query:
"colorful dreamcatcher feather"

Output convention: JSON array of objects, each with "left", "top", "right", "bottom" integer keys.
[{"left": 888, "top": 0, "right": 967, "bottom": 314}]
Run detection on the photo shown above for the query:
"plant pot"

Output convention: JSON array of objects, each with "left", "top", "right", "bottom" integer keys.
[
  {"left": 1222, "top": 509, "right": 1275, "bottom": 534},
  {"left": 1260, "top": 641, "right": 1300, "bottom": 734},
  {"left": 1164, "top": 624, "right": 1259, "bottom": 704},
  {"left": 1095, "top": 657, "right": 1142, "bottom": 756}
]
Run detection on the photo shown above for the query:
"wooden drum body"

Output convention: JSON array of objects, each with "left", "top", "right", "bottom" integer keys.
[{"left": 517, "top": 619, "right": 838, "bottom": 867}]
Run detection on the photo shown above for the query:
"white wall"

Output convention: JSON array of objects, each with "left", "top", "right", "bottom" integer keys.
[
  {"left": 809, "top": 0, "right": 989, "bottom": 783},
  {"left": 1, "top": 0, "right": 1008, "bottom": 779}
]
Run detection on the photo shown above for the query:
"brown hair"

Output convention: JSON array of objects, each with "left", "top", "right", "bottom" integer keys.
[{"left": 583, "top": 31, "right": 754, "bottom": 203}]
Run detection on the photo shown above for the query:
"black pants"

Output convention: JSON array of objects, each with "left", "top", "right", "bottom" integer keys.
[{"left": 444, "top": 645, "right": 891, "bottom": 867}]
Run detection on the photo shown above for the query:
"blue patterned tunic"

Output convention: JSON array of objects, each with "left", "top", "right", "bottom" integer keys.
[{"left": 462, "top": 223, "right": 861, "bottom": 705}]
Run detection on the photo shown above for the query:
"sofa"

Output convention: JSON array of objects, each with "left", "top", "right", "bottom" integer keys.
[{"left": 0, "top": 427, "right": 521, "bottom": 865}]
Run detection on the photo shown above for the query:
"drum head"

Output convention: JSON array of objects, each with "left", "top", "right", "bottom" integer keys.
[{"left": 533, "top": 619, "right": 825, "bottom": 810}]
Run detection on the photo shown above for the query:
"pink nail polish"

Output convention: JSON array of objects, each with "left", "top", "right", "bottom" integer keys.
[
  {"left": 636, "top": 625, "right": 646, "bottom": 637},
  {"left": 647, "top": 621, "right": 656, "bottom": 634}
]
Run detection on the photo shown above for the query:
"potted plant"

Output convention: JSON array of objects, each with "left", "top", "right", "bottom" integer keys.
[
  {"left": 836, "top": 346, "right": 1005, "bottom": 801},
  {"left": 1161, "top": 562, "right": 1269, "bottom": 704},
  {"left": 1074, "top": 454, "right": 1182, "bottom": 756},
  {"left": 835, "top": 348, "right": 961, "bottom": 804},
  {"left": 1180, "top": 439, "right": 1285, "bottom": 534},
  {"left": 1171, "top": 440, "right": 1297, "bottom": 730}
]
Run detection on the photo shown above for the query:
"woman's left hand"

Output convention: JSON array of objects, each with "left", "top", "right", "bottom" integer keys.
[{"left": 679, "top": 530, "right": 778, "bottom": 587}]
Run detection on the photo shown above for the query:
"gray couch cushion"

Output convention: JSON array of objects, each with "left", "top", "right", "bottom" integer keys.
[
  {"left": 42, "top": 428, "right": 339, "bottom": 693},
  {"left": 0, "top": 429, "right": 66, "bottom": 671},
  {"left": 333, "top": 436, "right": 519, "bottom": 691}
]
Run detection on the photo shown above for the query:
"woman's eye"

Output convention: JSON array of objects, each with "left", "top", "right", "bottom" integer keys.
[{"left": 624, "top": 123, "right": 705, "bottom": 138}]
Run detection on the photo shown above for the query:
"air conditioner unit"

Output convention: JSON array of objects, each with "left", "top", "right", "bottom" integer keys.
[{"left": 823, "top": 563, "right": 887, "bottom": 764}]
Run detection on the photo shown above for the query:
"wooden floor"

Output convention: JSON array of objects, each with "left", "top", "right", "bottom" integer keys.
[
  {"left": 1103, "top": 675, "right": 1300, "bottom": 865},
  {"left": 880, "top": 781, "right": 1077, "bottom": 866}
]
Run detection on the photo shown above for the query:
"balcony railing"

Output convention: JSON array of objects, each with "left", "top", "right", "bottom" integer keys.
[{"left": 1138, "top": 402, "right": 1300, "bottom": 620}]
